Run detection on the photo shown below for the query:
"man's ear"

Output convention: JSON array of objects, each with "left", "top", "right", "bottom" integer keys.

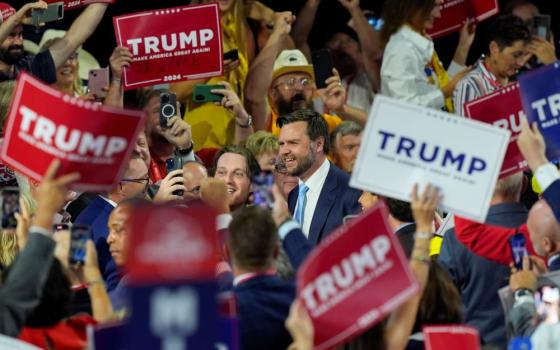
[
  {"left": 314, "top": 136, "right": 325, "bottom": 154},
  {"left": 489, "top": 41, "right": 500, "bottom": 57}
]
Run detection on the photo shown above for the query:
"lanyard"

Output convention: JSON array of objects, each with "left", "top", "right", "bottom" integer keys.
[{"left": 481, "top": 61, "right": 504, "bottom": 90}]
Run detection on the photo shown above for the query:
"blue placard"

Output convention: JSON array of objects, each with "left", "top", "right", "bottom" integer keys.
[
  {"left": 216, "top": 315, "right": 240, "bottom": 350},
  {"left": 92, "top": 322, "right": 125, "bottom": 350},
  {"left": 126, "top": 281, "right": 217, "bottom": 350},
  {"left": 518, "top": 61, "right": 560, "bottom": 161}
]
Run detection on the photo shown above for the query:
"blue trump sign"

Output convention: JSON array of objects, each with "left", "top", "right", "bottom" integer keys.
[{"left": 519, "top": 61, "right": 560, "bottom": 161}]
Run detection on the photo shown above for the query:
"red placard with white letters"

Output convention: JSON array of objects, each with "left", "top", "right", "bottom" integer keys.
[
  {"left": 0, "top": 72, "right": 145, "bottom": 191},
  {"left": 427, "top": 0, "right": 499, "bottom": 39},
  {"left": 424, "top": 325, "right": 481, "bottom": 350},
  {"left": 113, "top": 3, "right": 223, "bottom": 90},
  {"left": 45, "top": 0, "right": 114, "bottom": 11},
  {"left": 297, "top": 202, "right": 418, "bottom": 350},
  {"left": 465, "top": 83, "right": 528, "bottom": 178}
]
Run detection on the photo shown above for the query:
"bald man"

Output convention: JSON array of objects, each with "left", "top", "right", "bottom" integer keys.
[
  {"left": 527, "top": 200, "right": 560, "bottom": 270},
  {"left": 182, "top": 161, "right": 208, "bottom": 202}
]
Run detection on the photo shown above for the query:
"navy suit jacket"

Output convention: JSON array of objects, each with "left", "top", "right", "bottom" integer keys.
[
  {"left": 74, "top": 195, "right": 119, "bottom": 291},
  {"left": 288, "top": 163, "right": 361, "bottom": 245},
  {"left": 234, "top": 275, "right": 295, "bottom": 350},
  {"left": 438, "top": 203, "right": 528, "bottom": 349},
  {"left": 543, "top": 179, "right": 560, "bottom": 223}
]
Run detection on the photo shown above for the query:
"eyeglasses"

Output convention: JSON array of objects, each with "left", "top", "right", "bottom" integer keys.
[
  {"left": 119, "top": 176, "right": 149, "bottom": 191},
  {"left": 274, "top": 77, "right": 314, "bottom": 91}
]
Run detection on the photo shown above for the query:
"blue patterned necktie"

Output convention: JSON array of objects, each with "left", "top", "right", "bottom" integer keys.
[{"left": 294, "top": 183, "right": 309, "bottom": 225}]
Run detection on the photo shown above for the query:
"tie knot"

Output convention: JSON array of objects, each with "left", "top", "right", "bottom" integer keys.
[{"left": 299, "top": 183, "right": 309, "bottom": 194}]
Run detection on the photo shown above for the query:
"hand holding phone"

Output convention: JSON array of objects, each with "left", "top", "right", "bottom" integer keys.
[
  {"left": 509, "top": 233, "right": 528, "bottom": 271},
  {"left": 252, "top": 171, "right": 275, "bottom": 209},
  {"left": 312, "top": 49, "right": 334, "bottom": 89},
  {"left": 192, "top": 84, "right": 224, "bottom": 103},
  {"left": 1, "top": 189, "right": 19, "bottom": 229},
  {"left": 533, "top": 14, "right": 551, "bottom": 41},
  {"left": 31, "top": 2, "right": 64, "bottom": 27},
  {"left": 88, "top": 68, "right": 109, "bottom": 99},
  {"left": 165, "top": 157, "right": 184, "bottom": 197},
  {"left": 160, "top": 92, "right": 177, "bottom": 128},
  {"left": 69, "top": 224, "right": 92, "bottom": 266}
]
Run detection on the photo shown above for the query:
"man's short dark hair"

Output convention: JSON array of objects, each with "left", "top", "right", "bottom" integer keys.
[
  {"left": 276, "top": 109, "right": 330, "bottom": 153},
  {"left": 384, "top": 197, "right": 414, "bottom": 223},
  {"left": 228, "top": 206, "right": 278, "bottom": 270},
  {"left": 209, "top": 145, "right": 261, "bottom": 178},
  {"left": 330, "top": 121, "right": 363, "bottom": 151},
  {"left": 484, "top": 15, "right": 532, "bottom": 54}
]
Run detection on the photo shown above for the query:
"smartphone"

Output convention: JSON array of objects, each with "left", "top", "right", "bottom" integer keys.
[
  {"left": 252, "top": 171, "right": 274, "bottom": 209},
  {"left": 69, "top": 224, "right": 91, "bottom": 266},
  {"left": 1, "top": 188, "right": 19, "bottom": 229},
  {"left": 534, "top": 285, "right": 560, "bottom": 324},
  {"left": 160, "top": 92, "right": 177, "bottom": 128},
  {"left": 365, "top": 13, "right": 384, "bottom": 31},
  {"left": 312, "top": 49, "right": 334, "bottom": 89},
  {"left": 31, "top": 2, "right": 64, "bottom": 27},
  {"left": 53, "top": 223, "right": 71, "bottom": 232},
  {"left": 88, "top": 68, "right": 109, "bottom": 98},
  {"left": 533, "top": 14, "right": 551, "bottom": 41},
  {"left": 223, "top": 49, "right": 239, "bottom": 61},
  {"left": 192, "top": 84, "right": 223, "bottom": 103},
  {"left": 165, "top": 157, "right": 184, "bottom": 197},
  {"left": 509, "top": 233, "right": 528, "bottom": 270}
]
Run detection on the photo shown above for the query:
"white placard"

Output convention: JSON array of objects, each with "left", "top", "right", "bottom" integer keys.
[{"left": 351, "top": 96, "right": 510, "bottom": 222}]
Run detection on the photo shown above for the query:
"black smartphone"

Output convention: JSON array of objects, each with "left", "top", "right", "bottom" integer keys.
[
  {"left": 31, "top": 2, "right": 64, "bottom": 27},
  {"left": 160, "top": 92, "right": 177, "bottom": 128},
  {"left": 69, "top": 224, "right": 92, "bottom": 266},
  {"left": 509, "top": 233, "right": 528, "bottom": 270},
  {"left": 53, "top": 223, "right": 71, "bottom": 232},
  {"left": 192, "top": 84, "right": 224, "bottom": 103},
  {"left": 533, "top": 14, "right": 551, "bottom": 41},
  {"left": 312, "top": 49, "right": 334, "bottom": 89},
  {"left": 165, "top": 157, "right": 184, "bottom": 197},
  {"left": 1, "top": 188, "right": 19, "bottom": 229},
  {"left": 223, "top": 49, "right": 239, "bottom": 61},
  {"left": 252, "top": 171, "right": 275, "bottom": 209}
]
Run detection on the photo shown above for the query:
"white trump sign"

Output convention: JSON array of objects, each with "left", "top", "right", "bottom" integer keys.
[{"left": 351, "top": 96, "right": 510, "bottom": 222}]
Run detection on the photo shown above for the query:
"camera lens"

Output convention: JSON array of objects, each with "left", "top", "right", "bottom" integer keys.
[{"left": 162, "top": 104, "right": 175, "bottom": 118}]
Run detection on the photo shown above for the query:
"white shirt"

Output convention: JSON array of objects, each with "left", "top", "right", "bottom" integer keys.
[
  {"left": 381, "top": 26, "right": 464, "bottom": 110},
  {"left": 296, "top": 159, "right": 330, "bottom": 237},
  {"left": 100, "top": 195, "right": 117, "bottom": 208}
]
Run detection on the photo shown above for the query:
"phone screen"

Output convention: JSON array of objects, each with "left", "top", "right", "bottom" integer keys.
[
  {"left": 535, "top": 285, "right": 560, "bottom": 324},
  {"left": 252, "top": 171, "right": 275, "bottom": 209},
  {"left": 69, "top": 224, "right": 91, "bottom": 265},
  {"left": 533, "top": 15, "right": 551, "bottom": 40},
  {"left": 312, "top": 49, "right": 334, "bottom": 89},
  {"left": 366, "top": 14, "right": 384, "bottom": 31},
  {"left": 509, "top": 233, "right": 528, "bottom": 270},
  {"left": 1, "top": 188, "right": 19, "bottom": 229}
]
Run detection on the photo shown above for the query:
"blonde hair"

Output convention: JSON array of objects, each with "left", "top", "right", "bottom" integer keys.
[
  {"left": 0, "top": 230, "right": 18, "bottom": 268},
  {"left": 40, "top": 38, "right": 85, "bottom": 96},
  {"left": 245, "top": 131, "right": 279, "bottom": 158},
  {"left": 14, "top": 172, "right": 37, "bottom": 215}
]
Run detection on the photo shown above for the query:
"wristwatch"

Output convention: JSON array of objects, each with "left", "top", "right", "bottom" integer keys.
[
  {"left": 513, "top": 288, "right": 533, "bottom": 301},
  {"left": 177, "top": 141, "right": 194, "bottom": 155},
  {"left": 236, "top": 114, "right": 253, "bottom": 128}
]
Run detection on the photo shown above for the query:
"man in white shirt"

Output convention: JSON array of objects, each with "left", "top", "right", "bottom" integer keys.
[{"left": 277, "top": 109, "right": 361, "bottom": 245}]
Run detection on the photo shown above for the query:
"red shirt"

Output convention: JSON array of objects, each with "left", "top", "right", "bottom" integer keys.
[
  {"left": 19, "top": 314, "right": 96, "bottom": 350},
  {"left": 454, "top": 216, "right": 539, "bottom": 265}
]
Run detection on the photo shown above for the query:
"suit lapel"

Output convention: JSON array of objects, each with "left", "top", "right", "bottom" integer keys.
[
  {"left": 288, "top": 186, "right": 298, "bottom": 214},
  {"left": 308, "top": 166, "right": 337, "bottom": 245}
]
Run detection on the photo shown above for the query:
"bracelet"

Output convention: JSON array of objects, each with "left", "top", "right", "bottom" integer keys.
[
  {"left": 236, "top": 114, "right": 252, "bottom": 128},
  {"left": 411, "top": 255, "right": 431, "bottom": 265},
  {"left": 414, "top": 231, "right": 433, "bottom": 240}
]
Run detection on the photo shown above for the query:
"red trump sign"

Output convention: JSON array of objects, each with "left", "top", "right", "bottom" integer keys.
[
  {"left": 127, "top": 204, "right": 219, "bottom": 284},
  {"left": 113, "top": 3, "right": 223, "bottom": 90},
  {"left": 465, "top": 83, "right": 528, "bottom": 178},
  {"left": 297, "top": 202, "right": 418, "bottom": 350},
  {"left": 424, "top": 325, "right": 481, "bottom": 350},
  {"left": 0, "top": 73, "right": 145, "bottom": 191},
  {"left": 46, "top": 0, "right": 114, "bottom": 11},
  {"left": 428, "top": 0, "right": 499, "bottom": 39}
]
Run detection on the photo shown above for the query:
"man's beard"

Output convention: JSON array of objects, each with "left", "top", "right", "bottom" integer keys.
[
  {"left": 289, "top": 144, "right": 316, "bottom": 177},
  {"left": 276, "top": 93, "right": 314, "bottom": 116},
  {"left": 0, "top": 45, "right": 25, "bottom": 65}
]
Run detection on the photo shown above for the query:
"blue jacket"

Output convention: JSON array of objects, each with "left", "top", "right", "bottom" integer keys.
[
  {"left": 288, "top": 163, "right": 361, "bottom": 245},
  {"left": 438, "top": 203, "right": 528, "bottom": 348},
  {"left": 74, "top": 195, "right": 119, "bottom": 291},
  {"left": 234, "top": 275, "right": 295, "bottom": 350}
]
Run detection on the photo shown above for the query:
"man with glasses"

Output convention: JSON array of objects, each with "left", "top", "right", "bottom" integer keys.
[
  {"left": 0, "top": 1, "right": 108, "bottom": 84},
  {"left": 74, "top": 157, "right": 149, "bottom": 291}
]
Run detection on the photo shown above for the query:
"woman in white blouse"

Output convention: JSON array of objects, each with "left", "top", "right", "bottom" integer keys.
[{"left": 380, "top": 0, "right": 474, "bottom": 112}]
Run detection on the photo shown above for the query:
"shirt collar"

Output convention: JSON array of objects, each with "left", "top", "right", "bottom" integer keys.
[
  {"left": 100, "top": 195, "right": 117, "bottom": 208},
  {"left": 477, "top": 55, "right": 500, "bottom": 85},
  {"left": 396, "top": 26, "right": 434, "bottom": 62},
  {"left": 549, "top": 254, "right": 560, "bottom": 267},
  {"left": 299, "top": 159, "right": 330, "bottom": 193}
]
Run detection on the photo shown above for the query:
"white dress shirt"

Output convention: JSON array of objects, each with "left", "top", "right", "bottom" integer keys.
[
  {"left": 296, "top": 159, "right": 330, "bottom": 237},
  {"left": 381, "top": 26, "right": 463, "bottom": 110}
]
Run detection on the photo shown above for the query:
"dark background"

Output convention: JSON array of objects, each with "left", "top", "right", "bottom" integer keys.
[{"left": 12, "top": 0, "right": 560, "bottom": 68}]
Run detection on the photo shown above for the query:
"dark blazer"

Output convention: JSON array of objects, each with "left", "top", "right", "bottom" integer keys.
[
  {"left": 288, "top": 163, "right": 361, "bottom": 245},
  {"left": 234, "top": 275, "right": 295, "bottom": 350},
  {"left": 395, "top": 223, "right": 416, "bottom": 258},
  {"left": 543, "top": 179, "right": 560, "bottom": 223},
  {"left": 74, "top": 195, "right": 119, "bottom": 291},
  {"left": 438, "top": 203, "right": 529, "bottom": 349},
  {"left": 0, "top": 232, "right": 55, "bottom": 337}
]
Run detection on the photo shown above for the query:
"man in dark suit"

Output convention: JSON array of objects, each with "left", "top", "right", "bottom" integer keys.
[
  {"left": 74, "top": 157, "right": 149, "bottom": 291},
  {"left": 277, "top": 109, "right": 361, "bottom": 245},
  {"left": 227, "top": 206, "right": 295, "bottom": 350},
  {"left": 384, "top": 197, "right": 417, "bottom": 258},
  {"left": 439, "top": 173, "right": 528, "bottom": 349}
]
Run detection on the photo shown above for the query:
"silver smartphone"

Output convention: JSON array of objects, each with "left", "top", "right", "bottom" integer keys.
[{"left": 32, "top": 2, "right": 64, "bottom": 27}]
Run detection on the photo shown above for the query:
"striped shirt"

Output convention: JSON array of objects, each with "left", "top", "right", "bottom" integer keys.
[{"left": 453, "top": 56, "right": 505, "bottom": 116}]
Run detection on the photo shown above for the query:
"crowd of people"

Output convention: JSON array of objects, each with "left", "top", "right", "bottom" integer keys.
[{"left": 0, "top": 0, "right": 559, "bottom": 349}]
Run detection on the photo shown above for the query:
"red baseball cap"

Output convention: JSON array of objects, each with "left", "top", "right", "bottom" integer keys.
[{"left": 0, "top": 3, "right": 16, "bottom": 23}]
